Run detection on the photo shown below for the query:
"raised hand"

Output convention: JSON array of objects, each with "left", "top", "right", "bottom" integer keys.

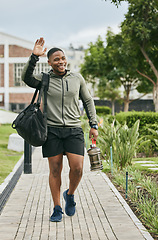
[{"left": 32, "top": 37, "right": 47, "bottom": 56}]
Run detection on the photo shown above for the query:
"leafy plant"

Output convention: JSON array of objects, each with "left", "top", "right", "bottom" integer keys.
[
  {"left": 97, "top": 117, "right": 118, "bottom": 160},
  {"left": 97, "top": 117, "right": 148, "bottom": 169},
  {"left": 115, "top": 112, "right": 158, "bottom": 154},
  {"left": 113, "top": 120, "right": 141, "bottom": 168}
]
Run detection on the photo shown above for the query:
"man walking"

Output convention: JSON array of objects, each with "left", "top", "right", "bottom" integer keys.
[{"left": 22, "top": 38, "right": 98, "bottom": 222}]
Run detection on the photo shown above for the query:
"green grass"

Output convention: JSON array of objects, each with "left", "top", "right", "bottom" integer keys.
[
  {"left": 132, "top": 157, "right": 158, "bottom": 172},
  {"left": 0, "top": 124, "right": 23, "bottom": 184},
  {"left": 103, "top": 157, "right": 158, "bottom": 173}
]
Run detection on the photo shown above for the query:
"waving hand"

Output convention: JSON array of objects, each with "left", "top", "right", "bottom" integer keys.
[{"left": 32, "top": 37, "right": 47, "bottom": 56}]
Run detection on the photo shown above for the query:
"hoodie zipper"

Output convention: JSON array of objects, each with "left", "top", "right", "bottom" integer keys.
[{"left": 61, "top": 78, "right": 65, "bottom": 126}]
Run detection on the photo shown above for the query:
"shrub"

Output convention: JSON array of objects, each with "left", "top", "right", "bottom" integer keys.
[
  {"left": 115, "top": 111, "right": 158, "bottom": 128},
  {"left": 138, "top": 124, "right": 158, "bottom": 155},
  {"left": 115, "top": 112, "right": 158, "bottom": 154},
  {"left": 97, "top": 117, "right": 147, "bottom": 169},
  {"left": 95, "top": 106, "right": 111, "bottom": 115}
]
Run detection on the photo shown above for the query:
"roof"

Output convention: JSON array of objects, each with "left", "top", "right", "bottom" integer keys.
[{"left": 0, "top": 32, "right": 35, "bottom": 49}]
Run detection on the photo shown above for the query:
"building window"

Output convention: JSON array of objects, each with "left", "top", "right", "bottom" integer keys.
[
  {"left": 14, "top": 63, "right": 25, "bottom": 86},
  {"left": 14, "top": 62, "right": 51, "bottom": 86}
]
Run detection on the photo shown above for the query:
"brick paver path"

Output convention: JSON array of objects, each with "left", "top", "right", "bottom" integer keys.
[{"left": 0, "top": 148, "right": 153, "bottom": 240}]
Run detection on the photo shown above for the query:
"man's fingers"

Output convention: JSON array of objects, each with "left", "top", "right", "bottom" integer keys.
[
  {"left": 35, "top": 38, "right": 45, "bottom": 46},
  {"left": 89, "top": 132, "right": 92, "bottom": 140},
  {"left": 39, "top": 37, "right": 45, "bottom": 46},
  {"left": 89, "top": 128, "right": 98, "bottom": 141},
  {"left": 43, "top": 48, "right": 47, "bottom": 53}
]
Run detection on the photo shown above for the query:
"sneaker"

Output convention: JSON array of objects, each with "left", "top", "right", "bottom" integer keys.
[
  {"left": 50, "top": 205, "right": 63, "bottom": 222},
  {"left": 63, "top": 189, "right": 76, "bottom": 216}
]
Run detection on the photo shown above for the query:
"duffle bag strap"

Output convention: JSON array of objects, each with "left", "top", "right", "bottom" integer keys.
[
  {"left": 36, "top": 72, "right": 50, "bottom": 116},
  {"left": 29, "top": 72, "right": 49, "bottom": 108},
  {"left": 30, "top": 88, "right": 39, "bottom": 105}
]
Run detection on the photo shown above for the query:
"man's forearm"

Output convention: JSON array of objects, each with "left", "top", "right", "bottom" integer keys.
[
  {"left": 21, "top": 54, "right": 41, "bottom": 89},
  {"left": 80, "top": 94, "right": 97, "bottom": 126}
]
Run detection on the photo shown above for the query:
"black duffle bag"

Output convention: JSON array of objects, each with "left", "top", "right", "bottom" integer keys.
[{"left": 12, "top": 73, "right": 49, "bottom": 147}]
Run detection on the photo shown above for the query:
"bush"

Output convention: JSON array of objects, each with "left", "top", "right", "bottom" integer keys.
[
  {"left": 95, "top": 106, "right": 111, "bottom": 115},
  {"left": 139, "top": 123, "right": 158, "bottom": 155},
  {"left": 97, "top": 118, "right": 147, "bottom": 169},
  {"left": 115, "top": 111, "right": 158, "bottom": 128},
  {"left": 115, "top": 112, "right": 158, "bottom": 154}
]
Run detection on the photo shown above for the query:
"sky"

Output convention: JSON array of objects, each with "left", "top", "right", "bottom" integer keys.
[{"left": 0, "top": 0, "right": 128, "bottom": 49}]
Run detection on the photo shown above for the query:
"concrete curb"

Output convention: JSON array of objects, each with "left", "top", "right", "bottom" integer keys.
[
  {"left": 0, "top": 154, "right": 24, "bottom": 194},
  {"left": 101, "top": 172, "right": 154, "bottom": 240},
  {"left": 0, "top": 155, "right": 24, "bottom": 214}
]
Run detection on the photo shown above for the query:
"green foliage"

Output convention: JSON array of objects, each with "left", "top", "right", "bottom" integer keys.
[
  {"left": 115, "top": 111, "right": 158, "bottom": 128},
  {"left": 97, "top": 79, "right": 121, "bottom": 99},
  {"left": 97, "top": 117, "right": 116, "bottom": 160},
  {"left": 115, "top": 112, "right": 158, "bottom": 153},
  {"left": 97, "top": 117, "right": 146, "bottom": 169},
  {"left": 121, "top": 0, "right": 158, "bottom": 47},
  {"left": 133, "top": 157, "right": 158, "bottom": 172},
  {"left": 80, "top": 34, "right": 123, "bottom": 111},
  {"left": 112, "top": 120, "right": 141, "bottom": 168},
  {"left": 105, "top": 0, "right": 158, "bottom": 111},
  {"left": 80, "top": 36, "right": 107, "bottom": 83},
  {"left": 95, "top": 106, "right": 111, "bottom": 115},
  {"left": 137, "top": 198, "right": 158, "bottom": 235},
  {"left": 104, "top": 0, "right": 124, "bottom": 6},
  {"left": 97, "top": 80, "right": 122, "bottom": 115},
  {"left": 139, "top": 124, "right": 158, "bottom": 154},
  {"left": 81, "top": 26, "right": 153, "bottom": 112},
  {"left": 104, "top": 28, "right": 154, "bottom": 111},
  {"left": 109, "top": 165, "right": 158, "bottom": 236}
]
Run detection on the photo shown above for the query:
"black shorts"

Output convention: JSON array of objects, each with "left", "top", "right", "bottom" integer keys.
[{"left": 42, "top": 126, "right": 85, "bottom": 157}]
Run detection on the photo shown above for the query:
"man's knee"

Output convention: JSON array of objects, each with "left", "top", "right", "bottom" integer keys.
[
  {"left": 72, "top": 166, "right": 83, "bottom": 177},
  {"left": 50, "top": 163, "right": 62, "bottom": 178}
]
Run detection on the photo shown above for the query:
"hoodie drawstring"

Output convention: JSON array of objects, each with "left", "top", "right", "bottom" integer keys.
[{"left": 66, "top": 80, "right": 68, "bottom": 91}]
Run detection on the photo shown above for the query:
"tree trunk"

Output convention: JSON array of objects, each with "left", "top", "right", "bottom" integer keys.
[
  {"left": 111, "top": 101, "right": 115, "bottom": 116},
  {"left": 140, "top": 47, "right": 158, "bottom": 112},
  {"left": 124, "top": 87, "right": 130, "bottom": 112},
  {"left": 124, "top": 101, "right": 129, "bottom": 112},
  {"left": 153, "top": 80, "right": 158, "bottom": 112}
]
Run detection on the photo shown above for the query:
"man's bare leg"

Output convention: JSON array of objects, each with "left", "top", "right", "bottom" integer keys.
[
  {"left": 66, "top": 152, "right": 84, "bottom": 195},
  {"left": 48, "top": 153, "right": 63, "bottom": 207}
]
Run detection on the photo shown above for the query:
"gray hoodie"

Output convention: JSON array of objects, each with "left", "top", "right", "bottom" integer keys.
[{"left": 22, "top": 54, "right": 97, "bottom": 128}]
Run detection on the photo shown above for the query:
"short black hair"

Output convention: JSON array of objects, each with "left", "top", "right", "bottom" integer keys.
[{"left": 47, "top": 47, "right": 63, "bottom": 59}]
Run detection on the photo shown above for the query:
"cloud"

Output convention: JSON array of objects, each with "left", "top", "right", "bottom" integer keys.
[
  {"left": 58, "top": 24, "right": 121, "bottom": 48},
  {"left": 0, "top": 0, "right": 128, "bottom": 49}
]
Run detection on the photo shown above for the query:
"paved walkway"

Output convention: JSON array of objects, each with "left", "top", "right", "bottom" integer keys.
[
  {"left": 0, "top": 110, "right": 18, "bottom": 124},
  {"left": 0, "top": 147, "right": 153, "bottom": 240}
]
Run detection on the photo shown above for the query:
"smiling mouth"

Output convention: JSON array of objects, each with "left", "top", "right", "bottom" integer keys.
[{"left": 58, "top": 65, "right": 66, "bottom": 70}]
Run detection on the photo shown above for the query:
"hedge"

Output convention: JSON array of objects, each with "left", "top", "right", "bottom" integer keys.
[
  {"left": 115, "top": 111, "right": 158, "bottom": 128},
  {"left": 95, "top": 106, "right": 111, "bottom": 115}
]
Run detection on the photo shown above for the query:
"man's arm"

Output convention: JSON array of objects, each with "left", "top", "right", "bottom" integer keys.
[
  {"left": 22, "top": 54, "right": 41, "bottom": 88},
  {"left": 21, "top": 38, "right": 47, "bottom": 88},
  {"left": 79, "top": 74, "right": 98, "bottom": 140}
]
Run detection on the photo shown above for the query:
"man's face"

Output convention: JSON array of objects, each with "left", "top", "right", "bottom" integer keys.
[{"left": 48, "top": 51, "right": 67, "bottom": 75}]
